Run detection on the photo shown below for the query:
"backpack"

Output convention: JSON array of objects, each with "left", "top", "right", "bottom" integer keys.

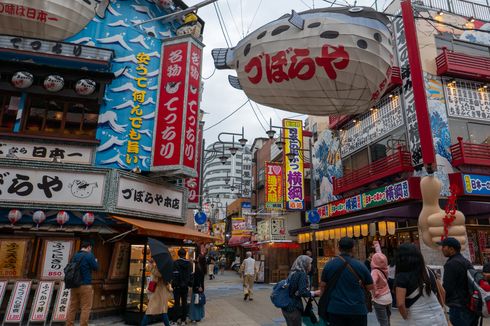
[
  {"left": 64, "top": 253, "right": 85, "bottom": 289},
  {"left": 172, "top": 260, "right": 190, "bottom": 289},
  {"left": 467, "top": 269, "right": 490, "bottom": 318},
  {"left": 270, "top": 277, "right": 293, "bottom": 308}
]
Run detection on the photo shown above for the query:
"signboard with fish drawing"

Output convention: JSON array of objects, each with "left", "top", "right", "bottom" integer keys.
[
  {"left": 152, "top": 36, "right": 203, "bottom": 177},
  {"left": 212, "top": 6, "right": 394, "bottom": 116}
]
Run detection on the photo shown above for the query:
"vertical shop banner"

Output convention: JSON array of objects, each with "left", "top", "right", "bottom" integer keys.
[
  {"left": 185, "top": 122, "right": 204, "bottom": 207},
  {"left": 108, "top": 242, "right": 131, "bottom": 279},
  {"left": 5, "top": 280, "right": 31, "bottom": 323},
  {"left": 41, "top": 240, "right": 74, "bottom": 280},
  {"left": 212, "top": 222, "right": 226, "bottom": 245},
  {"left": 29, "top": 281, "right": 55, "bottom": 322},
  {"left": 152, "top": 36, "right": 204, "bottom": 176},
  {"left": 283, "top": 119, "right": 304, "bottom": 210},
  {"left": 52, "top": 282, "right": 71, "bottom": 322},
  {"left": 265, "top": 162, "right": 284, "bottom": 209},
  {"left": 0, "top": 239, "right": 28, "bottom": 278}
]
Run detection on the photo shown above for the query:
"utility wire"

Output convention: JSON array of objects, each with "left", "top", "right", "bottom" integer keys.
[
  {"left": 204, "top": 100, "right": 250, "bottom": 131},
  {"left": 248, "top": 101, "right": 268, "bottom": 132},
  {"left": 300, "top": 0, "right": 312, "bottom": 9},
  {"left": 240, "top": 0, "right": 245, "bottom": 38},
  {"left": 254, "top": 102, "right": 270, "bottom": 127},
  {"left": 216, "top": 1, "right": 234, "bottom": 45},
  {"left": 213, "top": 2, "right": 231, "bottom": 47},
  {"left": 225, "top": 0, "right": 242, "bottom": 39},
  {"left": 202, "top": 67, "right": 216, "bottom": 80},
  {"left": 246, "top": 0, "right": 264, "bottom": 35}
]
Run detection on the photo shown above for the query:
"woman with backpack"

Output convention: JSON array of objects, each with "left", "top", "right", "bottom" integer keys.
[
  {"left": 141, "top": 260, "right": 172, "bottom": 326},
  {"left": 394, "top": 243, "right": 447, "bottom": 326},
  {"left": 281, "top": 255, "right": 320, "bottom": 326},
  {"left": 370, "top": 252, "right": 392, "bottom": 326}
]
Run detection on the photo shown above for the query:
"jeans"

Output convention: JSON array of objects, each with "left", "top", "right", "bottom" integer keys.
[
  {"left": 282, "top": 308, "right": 302, "bottom": 326},
  {"left": 328, "top": 313, "right": 367, "bottom": 326},
  {"left": 141, "top": 313, "right": 170, "bottom": 326},
  {"left": 373, "top": 302, "right": 391, "bottom": 326},
  {"left": 173, "top": 287, "right": 189, "bottom": 322},
  {"left": 66, "top": 285, "right": 94, "bottom": 326},
  {"left": 448, "top": 306, "right": 478, "bottom": 326}
]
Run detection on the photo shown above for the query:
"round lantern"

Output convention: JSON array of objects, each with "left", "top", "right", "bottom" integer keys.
[
  {"left": 346, "top": 226, "right": 353, "bottom": 238},
  {"left": 82, "top": 212, "right": 95, "bottom": 228},
  {"left": 334, "top": 228, "right": 341, "bottom": 240},
  {"left": 32, "top": 210, "right": 46, "bottom": 228},
  {"left": 387, "top": 221, "right": 396, "bottom": 235},
  {"left": 11, "top": 71, "right": 34, "bottom": 89},
  {"left": 378, "top": 221, "right": 387, "bottom": 236},
  {"left": 8, "top": 209, "right": 22, "bottom": 225},
  {"left": 340, "top": 227, "right": 347, "bottom": 238},
  {"left": 329, "top": 229, "right": 335, "bottom": 240},
  {"left": 353, "top": 225, "right": 361, "bottom": 237},
  {"left": 75, "top": 79, "right": 96, "bottom": 95},
  {"left": 316, "top": 231, "right": 324, "bottom": 241},
  {"left": 56, "top": 211, "right": 69, "bottom": 228},
  {"left": 361, "top": 224, "right": 369, "bottom": 237},
  {"left": 44, "top": 75, "right": 64, "bottom": 92},
  {"left": 211, "top": 6, "right": 394, "bottom": 116},
  {"left": 369, "top": 223, "right": 377, "bottom": 237}
]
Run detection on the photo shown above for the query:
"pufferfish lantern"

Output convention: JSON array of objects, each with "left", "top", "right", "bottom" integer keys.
[
  {"left": 75, "top": 79, "right": 96, "bottom": 95},
  {"left": 212, "top": 7, "right": 394, "bottom": 116},
  {"left": 0, "top": 0, "right": 109, "bottom": 40},
  {"left": 12, "top": 71, "right": 34, "bottom": 89},
  {"left": 44, "top": 75, "right": 64, "bottom": 92}
]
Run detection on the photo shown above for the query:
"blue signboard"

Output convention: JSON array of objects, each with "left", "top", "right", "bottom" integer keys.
[
  {"left": 194, "top": 211, "right": 207, "bottom": 225},
  {"left": 463, "top": 174, "right": 490, "bottom": 196},
  {"left": 307, "top": 210, "right": 320, "bottom": 224},
  {"left": 65, "top": 1, "right": 174, "bottom": 172},
  {"left": 241, "top": 202, "right": 252, "bottom": 209}
]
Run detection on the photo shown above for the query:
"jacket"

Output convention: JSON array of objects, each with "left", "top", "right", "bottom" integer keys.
[
  {"left": 370, "top": 253, "right": 390, "bottom": 299},
  {"left": 443, "top": 253, "right": 473, "bottom": 308},
  {"left": 173, "top": 258, "right": 192, "bottom": 289},
  {"left": 72, "top": 251, "right": 98, "bottom": 285},
  {"left": 146, "top": 265, "right": 172, "bottom": 315}
]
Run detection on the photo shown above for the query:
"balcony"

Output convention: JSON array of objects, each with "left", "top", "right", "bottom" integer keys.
[
  {"left": 450, "top": 137, "right": 490, "bottom": 167},
  {"left": 436, "top": 48, "right": 490, "bottom": 81},
  {"left": 333, "top": 147, "right": 414, "bottom": 195}
]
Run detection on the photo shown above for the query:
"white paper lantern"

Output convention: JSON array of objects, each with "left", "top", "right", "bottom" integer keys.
[
  {"left": 212, "top": 7, "right": 394, "bottom": 116},
  {"left": 11, "top": 71, "right": 33, "bottom": 89},
  {"left": 82, "top": 212, "right": 95, "bottom": 228},
  {"left": 369, "top": 223, "right": 377, "bottom": 237},
  {"left": 75, "top": 79, "right": 96, "bottom": 95},
  {"left": 32, "top": 210, "right": 46, "bottom": 227},
  {"left": 44, "top": 75, "right": 64, "bottom": 92},
  {"left": 8, "top": 209, "right": 22, "bottom": 225},
  {"left": 56, "top": 211, "right": 69, "bottom": 227}
]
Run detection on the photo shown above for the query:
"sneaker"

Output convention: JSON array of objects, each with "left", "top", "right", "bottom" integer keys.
[{"left": 244, "top": 293, "right": 249, "bottom": 301}]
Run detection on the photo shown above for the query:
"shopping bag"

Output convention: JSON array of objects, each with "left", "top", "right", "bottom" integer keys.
[{"left": 147, "top": 280, "right": 157, "bottom": 293}]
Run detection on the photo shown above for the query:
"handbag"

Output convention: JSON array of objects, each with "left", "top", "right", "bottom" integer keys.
[
  {"left": 147, "top": 280, "right": 157, "bottom": 293},
  {"left": 338, "top": 256, "right": 373, "bottom": 312},
  {"left": 302, "top": 298, "right": 318, "bottom": 323}
]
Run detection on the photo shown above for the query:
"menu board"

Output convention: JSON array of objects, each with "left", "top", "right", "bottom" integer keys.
[
  {"left": 29, "top": 281, "right": 55, "bottom": 322},
  {"left": 4, "top": 280, "right": 31, "bottom": 323},
  {"left": 0, "top": 239, "right": 28, "bottom": 278},
  {"left": 51, "top": 282, "right": 71, "bottom": 322}
]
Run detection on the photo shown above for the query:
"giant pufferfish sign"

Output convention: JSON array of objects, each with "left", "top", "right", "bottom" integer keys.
[{"left": 212, "top": 7, "right": 394, "bottom": 116}]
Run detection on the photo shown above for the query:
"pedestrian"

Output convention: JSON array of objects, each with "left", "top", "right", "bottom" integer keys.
[
  {"left": 213, "top": 257, "right": 219, "bottom": 276},
  {"left": 207, "top": 256, "right": 215, "bottom": 280},
  {"left": 189, "top": 258, "right": 205, "bottom": 322},
  {"left": 370, "top": 252, "right": 392, "bottom": 326},
  {"left": 219, "top": 255, "right": 226, "bottom": 275},
  {"left": 394, "top": 243, "right": 447, "bottom": 326},
  {"left": 66, "top": 241, "right": 99, "bottom": 326},
  {"left": 319, "top": 237, "right": 373, "bottom": 326},
  {"left": 141, "top": 259, "right": 172, "bottom": 326},
  {"left": 172, "top": 248, "right": 192, "bottom": 325},
  {"left": 387, "top": 255, "right": 397, "bottom": 307},
  {"left": 281, "top": 255, "right": 321, "bottom": 326},
  {"left": 439, "top": 237, "right": 477, "bottom": 326},
  {"left": 240, "top": 251, "right": 257, "bottom": 301},
  {"left": 305, "top": 250, "right": 317, "bottom": 289}
]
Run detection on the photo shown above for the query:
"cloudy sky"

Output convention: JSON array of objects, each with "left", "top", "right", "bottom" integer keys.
[{"left": 183, "top": 0, "right": 375, "bottom": 146}]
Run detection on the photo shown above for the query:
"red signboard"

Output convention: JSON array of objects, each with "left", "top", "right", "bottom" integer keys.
[
  {"left": 152, "top": 36, "right": 203, "bottom": 176},
  {"left": 185, "top": 122, "right": 204, "bottom": 206},
  {"left": 265, "top": 162, "right": 284, "bottom": 210}
]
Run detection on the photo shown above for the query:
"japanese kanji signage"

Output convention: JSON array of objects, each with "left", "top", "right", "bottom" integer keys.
[
  {"left": 463, "top": 174, "right": 490, "bottom": 196},
  {"left": 184, "top": 122, "right": 204, "bottom": 207},
  {"left": 283, "top": 119, "right": 304, "bottom": 210},
  {"left": 445, "top": 81, "right": 490, "bottom": 123},
  {"left": 0, "top": 139, "right": 93, "bottom": 164},
  {"left": 0, "top": 239, "right": 27, "bottom": 278},
  {"left": 108, "top": 242, "right": 130, "bottom": 279},
  {"left": 29, "top": 281, "right": 55, "bottom": 322},
  {"left": 0, "top": 167, "right": 106, "bottom": 207},
  {"left": 4, "top": 280, "right": 31, "bottom": 323},
  {"left": 232, "top": 218, "right": 247, "bottom": 236},
  {"left": 116, "top": 175, "right": 184, "bottom": 220},
  {"left": 152, "top": 36, "right": 203, "bottom": 176},
  {"left": 40, "top": 240, "right": 74, "bottom": 280},
  {"left": 51, "top": 282, "right": 70, "bottom": 322},
  {"left": 265, "top": 162, "right": 284, "bottom": 210}
]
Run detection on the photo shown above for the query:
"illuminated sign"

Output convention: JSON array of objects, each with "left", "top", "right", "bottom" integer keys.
[{"left": 283, "top": 119, "right": 304, "bottom": 210}]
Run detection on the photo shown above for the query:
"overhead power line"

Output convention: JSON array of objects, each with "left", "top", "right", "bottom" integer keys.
[{"left": 204, "top": 99, "right": 250, "bottom": 131}]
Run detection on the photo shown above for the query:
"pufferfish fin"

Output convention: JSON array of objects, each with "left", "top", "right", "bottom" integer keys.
[
  {"left": 212, "top": 48, "right": 231, "bottom": 69},
  {"left": 228, "top": 75, "right": 242, "bottom": 90}
]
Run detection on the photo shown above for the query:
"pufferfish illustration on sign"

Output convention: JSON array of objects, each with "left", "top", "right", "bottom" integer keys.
[
  {"left": 0, "top": 0, "right": 110, "bottom": 40},
  {"left": 212, "top": 7, "right": 394, "bottom": 116}
]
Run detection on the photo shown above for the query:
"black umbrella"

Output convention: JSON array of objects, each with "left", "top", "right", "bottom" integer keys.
[{"left": 147, "top": 238, "right": 174, "bottom": 283}]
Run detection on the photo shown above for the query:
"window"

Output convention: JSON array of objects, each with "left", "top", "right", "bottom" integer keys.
[
  {"left": 22, "top": 96, "right": 99, "bottom": 139},
  {"left": 0, "top": 92, "right": 21, "bottom": 131},
  {"left": 351, "top": 149, "right": 369, "bottom": 170},
  {"left": 468, "top": 123, "right": 490, "bottom": 144},
  {"left": 449, "top": 119, "right": 469, "bottom": 143},
  {"left": 370, "top": 137, "right": 389, "bottom": 162}
]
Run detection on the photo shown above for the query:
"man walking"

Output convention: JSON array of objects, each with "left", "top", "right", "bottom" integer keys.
[
  {"left": 320, "top": 237, "right": 373, "bottom": 326},
  {"left": 172, "top": 248, "right": 192, "bottom": 325},
  {"left": 440, "top": 237, "right": 477, "bottom": 326},
  {"left": 240, "top": 251, "right": 257, "bottom": 301},
  {"left": 66, "top": 241, "right": 98, "bottom": 326}
]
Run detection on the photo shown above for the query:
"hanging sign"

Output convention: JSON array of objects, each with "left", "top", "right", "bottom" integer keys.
[
  {"left": 265, "top": 162, "right": 284, "bottom": 209},
  {"left": 185, "top": 122, "right": 204, "bottom": 207},
  {"left": 212, "top": 222, "right": 226, "bottom": 245},
  {"left": 152, "top": 36, "right": 204, "bottom": 177},
  {"left": 4, "top": 280, "right": 31, "bottom": 323},
  {"left": 232, "top": 218, "right": 247, "bottom": 235},
  {"left": 51, "top": 282, "right": 71, "bottom": 322},
  {"left": 108, "top": 242, "right": 130, "bottom": 280},
  {"left": 40, "top": 240, "right": 74, "bottom": 280},
  {"left": 29, "top": 281, "right": 55, "bottom": 322},
  {"left": 284, "top": 119, "right": 304, "bottom": 210},
  {"left": 0, "top": 239, "right": 28, "bottom": 278}
]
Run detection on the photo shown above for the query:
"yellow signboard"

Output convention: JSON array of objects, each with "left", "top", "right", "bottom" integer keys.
[{"left": 283, "top": 119, "right": 304, "bottom": 210}]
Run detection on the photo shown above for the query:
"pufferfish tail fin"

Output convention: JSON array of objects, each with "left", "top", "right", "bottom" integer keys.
[{"left": 211, "top": 48, "right": 232, "bottom": 69}]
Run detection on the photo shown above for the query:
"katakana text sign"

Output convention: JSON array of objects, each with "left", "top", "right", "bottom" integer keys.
[
  {"left": 283, "top": 119, "right": 304, "bottom": 210},
  {"left": 265, "top": 162, "right": 284, "bottom": 209}
]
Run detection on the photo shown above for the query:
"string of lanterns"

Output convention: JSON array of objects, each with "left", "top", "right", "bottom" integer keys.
[
  {"left": 11, "top": 71, "right": 96, "bottom": 95},
  {"left": 6, "top": 209, "right": 96, "bottom": 229},
  {"left": 298, "top": 221, "right": 397, "bottom": 243}
]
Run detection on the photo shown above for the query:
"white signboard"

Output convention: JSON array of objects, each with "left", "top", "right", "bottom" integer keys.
[
  {"left": 116, "top": 176, "right": 184, "bottom": 219},
  {"left": 0, "top": 167, "right": 106, "bottom": 206},
  {"left": 41, "top": 240, "right": 74, "bottom": 280},
  {"left": 52, "top": 282, "right": 71, "bottom": 322},
  {"left": 29, "top": 281, "right": 55, "bottom": 322},
  {"left": 0, "top": 139, "right": 93, "bottom": 164},
  {"left": 0, "top": 280, "right": 7, "bottom": 308},
  {"left": 4, "top": 280, "right": 31, "bottom": 323},
  {"left": 445, "top": 80, "right": 490, "bottom": 122}
]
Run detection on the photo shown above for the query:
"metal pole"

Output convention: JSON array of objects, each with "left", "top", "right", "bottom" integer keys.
[{"left": 308, "top": 138, "right": 319, "bottom": 289}]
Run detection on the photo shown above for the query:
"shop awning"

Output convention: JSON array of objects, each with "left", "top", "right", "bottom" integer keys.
[{"left": 111, "top": 216, "right": 216, "bottom": 243}]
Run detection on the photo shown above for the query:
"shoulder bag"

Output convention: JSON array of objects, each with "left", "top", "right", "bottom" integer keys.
[
  {"left": 339, "top": 256, "right": 373, "bottom": 312},
  {"left": 318, "top": 257, "right": 348, "bottom": 321}
]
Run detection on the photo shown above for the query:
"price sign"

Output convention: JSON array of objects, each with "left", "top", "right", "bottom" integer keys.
[
  {"left": 4, "top": 280, "right": 31, "bottom": 323},
  {"left": 29, "top": 281, "right": 55, "bottom": 322},
  {"left": 52, "top": 282, "right": 71, "bottom": 322}
]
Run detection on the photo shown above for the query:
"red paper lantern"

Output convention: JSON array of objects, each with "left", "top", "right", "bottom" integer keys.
[
  {"left": 82, "top": 212, "right": 95, "bottom": 228},
  {"left": 33, "top": 210, "right": 46, "bottom": 228},
  {"left": 56, "top": 211, "right": 69, "bottom": 227},
  {"left": 8, "top": 209, "right": 22, "bottom": 225}
]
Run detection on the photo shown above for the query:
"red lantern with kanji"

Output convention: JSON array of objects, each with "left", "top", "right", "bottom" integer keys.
[
  {"left": 82, "top": 212, "right": 95, "bottom": 229},
  {"left": 32, "top": 210, "right": 46, "bottom": 228},
  {"left": 8, "top": 209, "right": 22, "bottom": 225},
  {"left": 56, "top": 211, "right": 69, "bottom": 228}
]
